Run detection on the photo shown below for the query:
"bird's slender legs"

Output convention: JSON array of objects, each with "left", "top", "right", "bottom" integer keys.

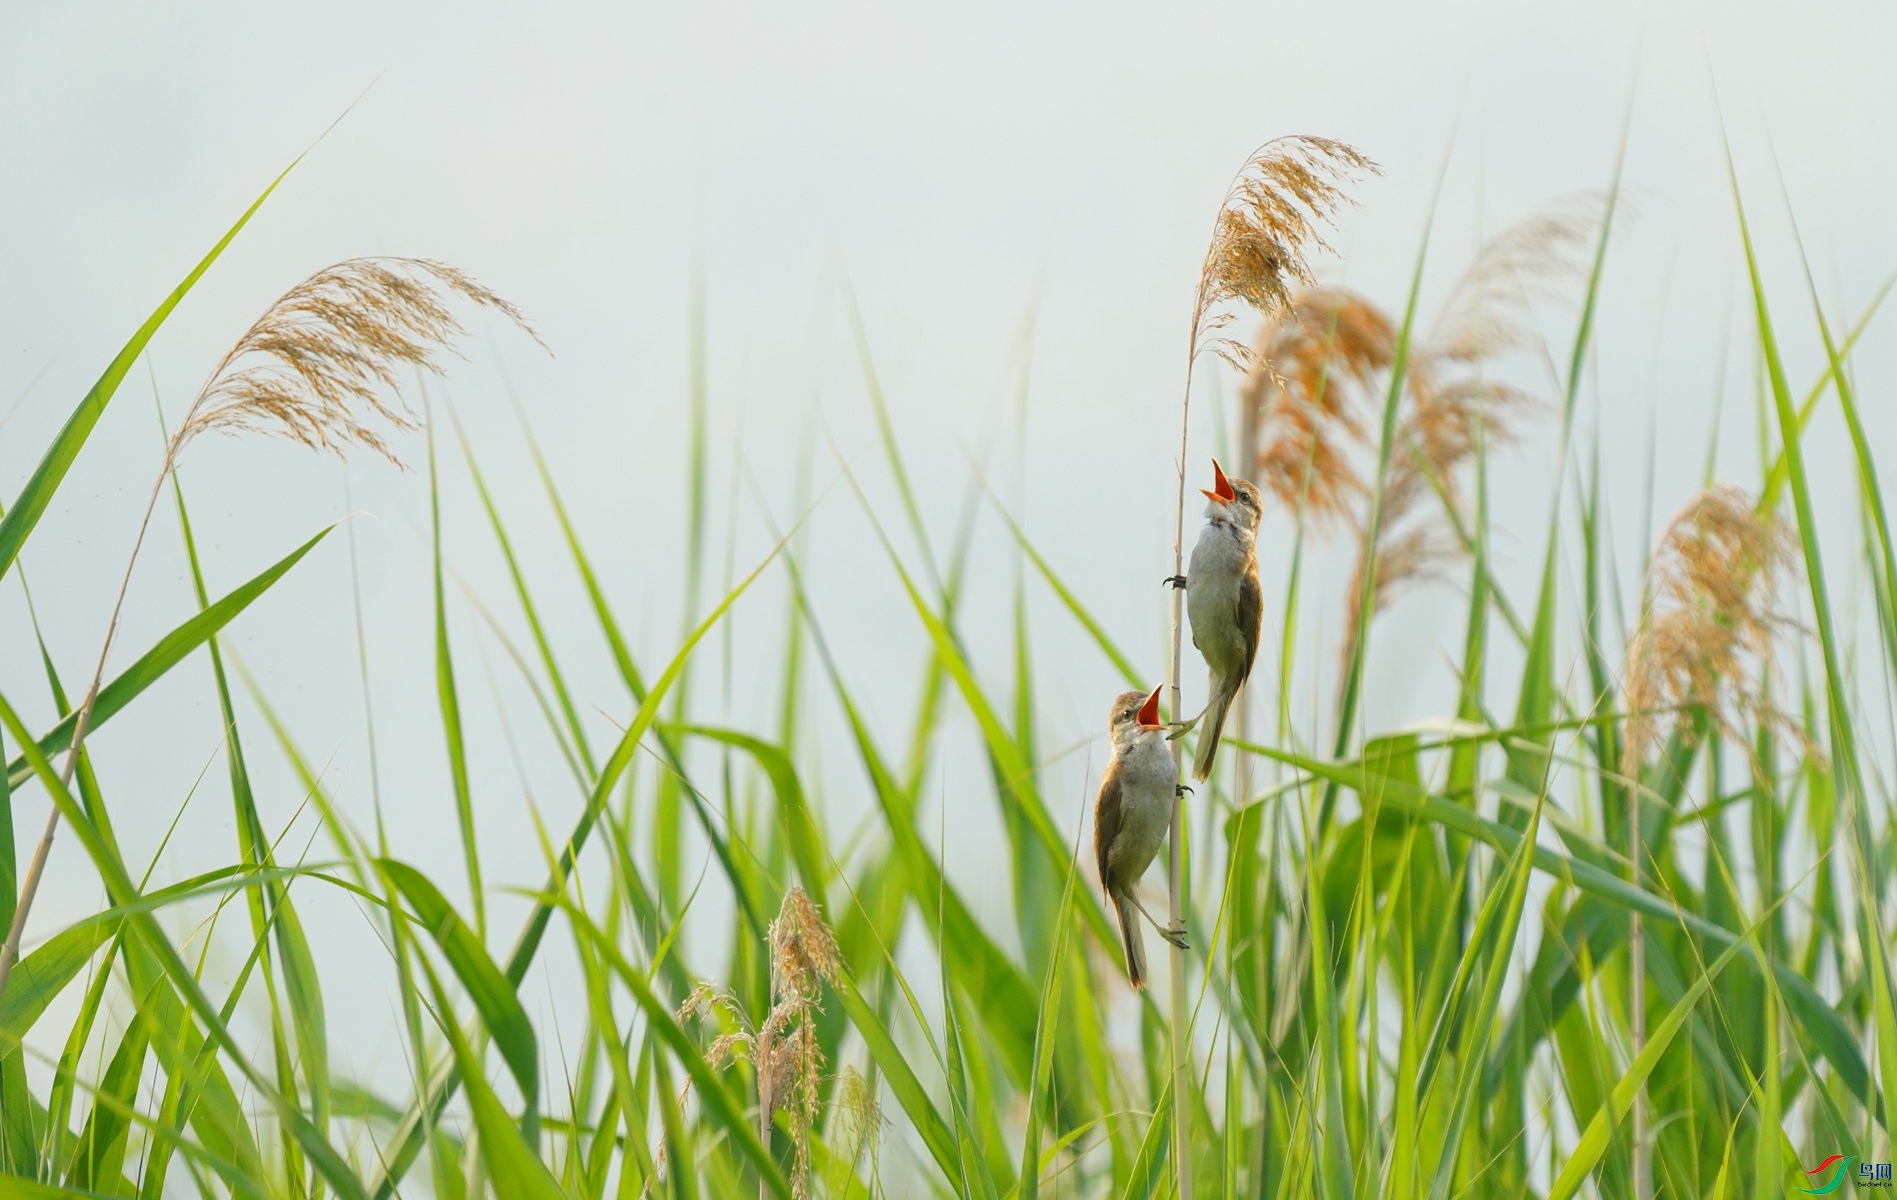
[{"left": 1127, "top": 892, "right": 1189, "bottom": 949}]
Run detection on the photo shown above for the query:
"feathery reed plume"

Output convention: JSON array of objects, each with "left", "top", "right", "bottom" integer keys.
[
  {"left": 1168, "top": 135, "right": 1374, "bottom": 1199},
  {"left": 1426, "top": 193, "right": 1607, "bottom": 366},
  {"left": 1243, "top": 287, "right": 1395, "bottom": 527},
  {"left": 1324, "top": 198, "right": 1608, "bottom": 676},
  {"left": 0, "top": 255, "right": 538, "bottom": 999},
  {"left": 680, "top": 887, "right": 841, "bottom": 1199},
  {"left": 1621, "top": 485, "right": 1795, "bottom": 777},
  {"left": 1617, "top": 483, "right": 1787, "bottom": 1200},
  {"left": 178, "top": 257, "right": 543, "bottom": 465},
  {"left": 1190, "top": 138, "right": 1378, "bottom": 370}
]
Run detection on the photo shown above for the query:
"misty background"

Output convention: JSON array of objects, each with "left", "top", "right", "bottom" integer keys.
[{"left": 2, "top": 0, "right": 1893, "bottom": 1107}]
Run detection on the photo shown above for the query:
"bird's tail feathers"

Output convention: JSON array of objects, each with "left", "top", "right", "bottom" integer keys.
[
  {"left": 1191, "top": 679, "right": 1238, "bottom": 781},
  {"left": 1111, "top": 890, "right": 1146, "bottom": 990}
]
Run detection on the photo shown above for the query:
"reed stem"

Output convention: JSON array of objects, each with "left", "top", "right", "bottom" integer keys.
[
  {"left": 0, "top": 460, "right": 172, "bottom": 998},
  {"left": 1167, "top": 356, "right": 1194, "bottom": 1200},
  {"left": 1629, "top": 788, "right": 1648, "bottom": 1200}
]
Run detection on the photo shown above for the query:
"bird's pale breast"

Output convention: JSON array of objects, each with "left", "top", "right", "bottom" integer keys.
[{"left": 1188, "top": 524, "right": 1250, "bottom": 672}]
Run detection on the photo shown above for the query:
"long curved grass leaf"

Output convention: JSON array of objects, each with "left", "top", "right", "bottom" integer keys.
[
  {"left": 414, "top": 954, "right": 568, "bottom": 1200},
  {"left": 455, "top": 419, "right": 597, "bottom": 777},
  {"left": 0, "top": 917, "right": 117, "bottom": 1053},
  {"left": 1013, "top": 829, "right": 1083, "bottom": 1200},
  {"left": 670, "top": 725, "right": 828, "bottom": 903},
  {"left": 1246, "top": 739, "right": 1876, "bottom": 1108},
  {"left": 381, "top": 859, "right": 540, "bottom": 1143},
  {"left": 428, "top": 415, "right": 484, "bottom": 936},
  {"left": 367, "top": 529, "right": 791, "bottom": 1200},
  {"left": 554, "top": 897, "right": 792, "bottom": 1199},
  {"left": 0, "top": 693, "right": 368, "bottom": 1200},
  {"left": 168, "top": 452, "right": 331, "bottom": 1176},
  {"left": 1547, "top": 883, "right": 1794, "bottom": 1200},
  {"left": 5, "top": 526, "right": 334, "bottom": 791},
  {"left": 987, "top": 495, "right": 1142, "bottom": 688},
  {"left": 0, "top": 157, "right": 300, "bottom": 583}
]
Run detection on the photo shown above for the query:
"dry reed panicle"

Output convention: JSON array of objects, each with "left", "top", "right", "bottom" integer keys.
[
  {"left": 0, "top": 252, "right": 543, "bottom": 1005},
  {"left": 679, "top": 887, "right": 841, "bottom": 1199},
  {"left": 1322, "top": 198, "right": 1611, "bottom": 647},
  {"left": 175, "top": 256, "right": 544, "bottom": 465},
  {"left": 1369, "top": 199, "right": 1611, "bottom": 592},
  {"left": 771, "top": 885, "right": 842, "bottom": 1002},
  {"left": 1621, "top": 485, "right": 1795, "bottom": 777},
  {"left": 1243, "top": 287, "right": 1395, "bottom": 527},
  {"left": 1426, "top": 193, "right": 1607, "bottom": 365},
  {"left": 1191, "top": 137, "right": 1377, "bottom": 367}
]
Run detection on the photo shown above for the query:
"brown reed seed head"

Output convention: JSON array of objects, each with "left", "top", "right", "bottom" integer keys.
[
  {"left": 1427, "top": 193, "right": 1607, "bottom": 365},
  {"left": 770, "top": 886, "right": 842, "bottom": 1004},
  {"left": 761, "top": 888, "right": 843, "bottom": 1200},
  {"left": 175, "top": 257, "right": 543, "bottom": 466},
  {"left": 1246, "top": 287, "right": 1395, "bottom": 526},
  {"left": 1351, "top": 197, "right": 1607, "bottom": 619},
  {"left": 1621, "top": 485, "right": 1794, "bottom": 776},
  {"left": 1193, "top": 137, "right": 1377, "bottom": 366}
]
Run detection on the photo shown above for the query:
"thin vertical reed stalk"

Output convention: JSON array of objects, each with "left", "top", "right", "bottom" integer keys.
[
  {"left": 0, "top": 256, "right": 533, "bottom": 1000},
  {"left": 1170, "top": 136, "right": 1372, "bottom": 1194},
  {"left": 1165, "top": 328, "right": 1194, "bottom": 1200},
  {"left": 1620, "top": 482, "right": 1790, "bottom": 1200},
  {"left": 0, "top": 492, "right": 160, "bottom": 993}
]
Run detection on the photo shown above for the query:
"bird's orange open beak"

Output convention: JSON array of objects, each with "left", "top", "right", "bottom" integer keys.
[
  {"left": 1137, "top": 685, "right": 1163, "bottom": 730},
  {"left": 1199, "top": 458, "right": 1236, "bottom": 505}
]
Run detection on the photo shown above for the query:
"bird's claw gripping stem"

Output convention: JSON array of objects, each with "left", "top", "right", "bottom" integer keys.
[
  {"left": 1176, "top": 784, "right": 1194, "bottom": 799},
  {"left": 1162, "top": 925, "right": 1190, "bottom": 950},
  {"left": 1163, "top": 574, "right": 1188, "bottom": 589}
]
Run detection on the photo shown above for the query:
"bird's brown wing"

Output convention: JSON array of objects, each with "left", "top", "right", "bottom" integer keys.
[
  {"left": 1094, "top": 763, "right": 1124, "bottom": 897},
  {"left": 1236, "top": 554, "right": 1263, "bottom": 684}
]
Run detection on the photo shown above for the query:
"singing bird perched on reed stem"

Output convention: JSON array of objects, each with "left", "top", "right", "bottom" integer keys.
[
  {"left": 1095, "top": 686, "right": 1186, "bottom": 989},
  {"left": 1179, "top": 459, "right": 1263, "bottom": 781}
]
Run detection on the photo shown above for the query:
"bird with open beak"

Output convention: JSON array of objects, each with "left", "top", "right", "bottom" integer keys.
[
  {"left": 1180, "top": 458, "right": 1264, "bottom": 782},
  {"left": 1094, "top": 685, "right": 1188, "bottom": 989}
]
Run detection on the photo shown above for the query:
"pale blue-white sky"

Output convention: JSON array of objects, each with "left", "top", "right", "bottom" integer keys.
[{"left": 2, "top": 0, "right": 1893, "bottom": 1106}]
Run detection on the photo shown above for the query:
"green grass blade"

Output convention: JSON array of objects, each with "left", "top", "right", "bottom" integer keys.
[
  {"left": 1327, "top": 163, "right": 1443, "bottom": 817},
  {"left": 64, "top": 964, "right": 155, "bottom": 1191},
  {"left": 1246, "top": 738, "right": 1875, "bottom": 1103},
  {"left": 1547, "top": 882, "right": 1796, "bottom": 1200},
  {"left": 414, "top": 954, "right": 568, "bottom": 1200},
  {"left": 6, "top": 526, "right": 334, "bottom": 791},
  {"left": 0, "top": 156, "right": 301, "bottom": 582},
  {"left": 832, "top": 949, "right": 968, "bottom": 1190},
  {"left": 381, "top": 859, "right": 541, "bottom": 1144},
  {"left": 845, "top": 286, "right": 940, "bottom": 591},
  {"left": 669, "top": 725, "right": 828, "bottom": 903},
  {"left": 428, "top": 413, "right": 485, "bottom": 936},
  {"left": 454, "top": 418, "right": 598, "bottom": 776},
  {"left": 169, "top": 447, "right": 331, "bottom": 1174},
  {"left": 1014, "top": 824, "right": 1084, "bottom": 1200},
  {"left": 0, "top": 916, "right": 117, "bottom": 1055},
  {"left": 1757, "top": 270, "right": 1897, "bottom": 512},
  {"left": 846, "top": 476, "right": 1117, "bottom": 955},
  {"left": 554, "top": 896, "right": 792, "bottom": 1199},
  {"left": 987, "top": 492, "right": 1142, "bottom": 688},
  {"left": 0, "top": 694, "right": 367, "bottom": 1200},
  {"left": 367, "top": 529, "right": 790, "bottom": 1200}
]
